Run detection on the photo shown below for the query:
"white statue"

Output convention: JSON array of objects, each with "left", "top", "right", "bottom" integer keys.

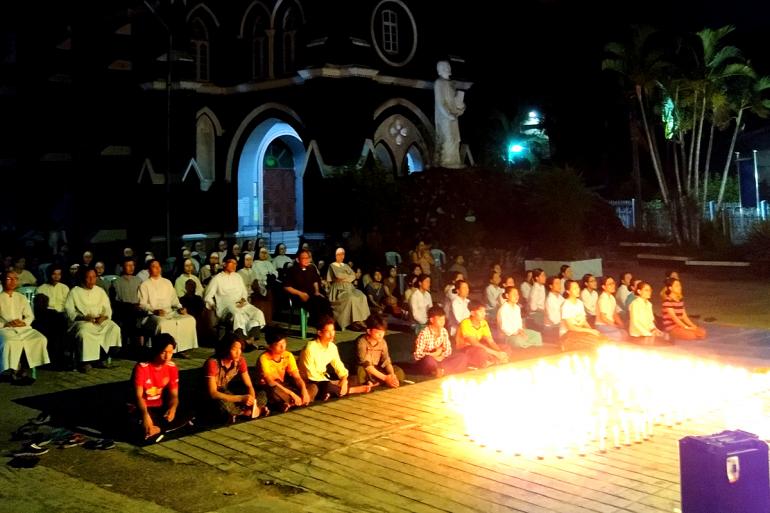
[{"left": 434, "top": 60, "right": 466, "bottom": 168}]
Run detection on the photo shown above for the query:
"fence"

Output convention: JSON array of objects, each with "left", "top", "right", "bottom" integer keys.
[{"left": 610, "top": 199, "right": 769, "bottom": 244}]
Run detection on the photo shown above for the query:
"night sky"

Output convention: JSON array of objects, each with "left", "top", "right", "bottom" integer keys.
[{"left": 454, "top": 0, "right": 770, "bottom": 195}]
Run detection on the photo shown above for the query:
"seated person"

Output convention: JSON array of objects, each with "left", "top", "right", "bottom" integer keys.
[
  {"left": 661, "top": 277, "right": 706, "bottom": 341},
  {"left": 174, "top": 259, "right": 204, "bottom": 298},
  {"left": 456, "top": 301, "right": 509, "bottom": 368},
  {"left": 327, "top": 248, "right": 370, "bottom": 331},
  {"left": 497, "top": 286, "right": 542, "bottom": 348},
  {"left": 629, "top": 281, "right": 665, "bottom": 345},
  {"left": 542, "top": 276, "right": 564, "bottom": 343},
  {"left": 199, "top": 252, "right": 222, "bottom": 287},
  {"left": 65, "top": 268, "right": 122, "bottom": 372},
  {"left": 131, "top": 333, "right": 180, "bottom": 441},
  {"left": 560, "top": 280, "right": 608, "bottom": 351},
  {"left": 257, "top": 326, "right": 311, "bottom": 412},
  {"left": 355, "top": 313, "right": 404, "bottom": 388},
  {"left": 111, "top": 257, "right": 145, "bottom": 346},
  {"left": 12, "top": 257, "right": 38, "bottom": 287},
  {"left": 34, "top": 264, "right": 70, "bottom": 367},
  {"left": 580, "top": 274, "right": 599, "bottom": 326},
  {"left": 0, "top": 271, "right": 50, "bottom": 384},
  {"left": 299, "top": 315, "right": 371, "bottom": 402},
  {"left": 408, "top": 274, "right": 433, "bottom": 331},
  {"left": 204, "top": 255, "right": 265, "bottom": 340},
  {"left": 138, "top": 259, "right": 198, "bottom": 355},
  {"left": 447, "top": 280, "right": 471, "bottom": 337},
  {"left": 484, "top": 271, "right": 503, "bottom": 313},
  {"left": 94, "top": 262, "right": 112, "bottom": 293},
  {"left": 203, "top": 333, "right": 268, "bottom": 423},
  {"left": 527, "top": 269, "right": 547, "bottom": 329},
  {"left": 364, "top": 269, "right": 387, "bottom": 314},
  {"left": 594, "top": 277, "right": 627, "bottom": 341},
  {"left": 412, "top": 306, "right": 468, "bottom": 377},
  {"left": 283, "top": 249, "right": 332, "bottom": 325}
]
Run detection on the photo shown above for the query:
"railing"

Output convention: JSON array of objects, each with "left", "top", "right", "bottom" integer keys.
[{"left": 610, "top": 199, "right": 768, "bottom": 244}]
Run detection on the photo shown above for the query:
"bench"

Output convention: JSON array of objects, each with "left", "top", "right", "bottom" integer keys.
[
  {"left": 636, "top": 253, "right": 693, "bottom": 269},
  {"left": 684, "top": 260, "right": 751, "bottom": 278}
]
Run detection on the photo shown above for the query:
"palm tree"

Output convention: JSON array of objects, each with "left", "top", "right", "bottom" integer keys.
[
  {"left": 603, "top": 26, "right": 681, "bottom": 243},
  {"left": 716, "top": 73, "right": 770, "bottom": 210}
]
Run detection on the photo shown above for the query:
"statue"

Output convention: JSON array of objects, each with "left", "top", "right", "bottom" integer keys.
[{"left": 434, "top": 60, "right": 466, "bottom": 168}]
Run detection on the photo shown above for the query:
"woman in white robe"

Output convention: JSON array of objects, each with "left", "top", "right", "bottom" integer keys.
[{"left": 326, "top": 248, "right": 369, "bottom": 330}]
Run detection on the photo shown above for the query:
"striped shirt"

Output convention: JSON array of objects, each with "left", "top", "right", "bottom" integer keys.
[{"left": 661, "top": 297, "right": 685, "bottom": 331}]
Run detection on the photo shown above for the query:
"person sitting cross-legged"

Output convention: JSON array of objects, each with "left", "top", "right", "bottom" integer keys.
[
  {"left": 559, "top": 279, "right": 608, "bottom": 351},
  {"left": 456, "top": 300, "right": 510, "bottom": 368},
  {"left": 130, "top": 333, "right": 182, "bottom": 441},
  {"left": 203, "top": 333, "right": 268, "bottom": 423},
  {"left": 355, "top": 313, "right": 405, "bottom": 388},
  {"left": 661, "top": 277, "right": 706, "bottom": 341},
  {"left": 257, "top": 326, "right": 311, "bottom": 412},
  {"left": 412, "top": 306, "right": 468, "bottom": 377},
  {"left": 299, "top": 315, "right": 372, "bottom": 402},
  {"left": 594, "top": 276, "right": 627, "bottom": 341},
  {"left": 65, "top": 268, "right": 122, "bottom": 372},
  {"left": 496, "top": 286, "right": 542, "bottom": 349}
]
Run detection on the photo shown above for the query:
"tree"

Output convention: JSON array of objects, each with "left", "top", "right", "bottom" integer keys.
[{"left": 603, "top": 26, "right": 680, "bottom": 243}]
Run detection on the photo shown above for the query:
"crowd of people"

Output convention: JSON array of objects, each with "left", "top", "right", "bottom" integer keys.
[{"left": 1, "top": 238, "right": 708, "bottom": 442}]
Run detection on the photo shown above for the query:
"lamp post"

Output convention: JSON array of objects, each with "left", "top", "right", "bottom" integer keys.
[{"left": 144, "top": 0, "right": 173, "bottom": 259}]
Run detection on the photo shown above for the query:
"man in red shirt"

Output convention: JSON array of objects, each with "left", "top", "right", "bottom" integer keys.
[{"left": 132, "top": 333, "right": 180, "bottom": 440}]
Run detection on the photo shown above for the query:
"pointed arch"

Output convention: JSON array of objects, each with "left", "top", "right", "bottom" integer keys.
[
  {"left": 271, "top": 0, "right": 306, "bottom": 28},
  {"left": 195, "top": 115, "right": 216, "bottom": 189},
  {"left": 189, "top": 16, "right": 211, "bottom": 81},
  {"left": 196, "top": 107, "right": 224, "bottom": 136},
  {"left": 239, "top": 1, "right": 271, "bottom": 37},
  {"left": 225, "top": 103, "right": 304, "bottom": 183},
  {"left": 185, "top": 3, "right": 221, "bottom": 28}
]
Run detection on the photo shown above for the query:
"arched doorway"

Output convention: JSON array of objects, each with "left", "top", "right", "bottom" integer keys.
[{"left": 236, "top": 118, "right": 305, "bottom": 240}]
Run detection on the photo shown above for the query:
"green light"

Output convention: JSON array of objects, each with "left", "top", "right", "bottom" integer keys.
[
  {"left": 507, "top": 141, "right": 526, "bottom": 163},
  {"left": 265, "top": 155, "right": 278, "bottom": 167}
]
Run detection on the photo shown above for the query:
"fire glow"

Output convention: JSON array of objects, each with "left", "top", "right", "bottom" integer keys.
[{"left": 441, "top": 345, "right": 770, "bottom": 459}]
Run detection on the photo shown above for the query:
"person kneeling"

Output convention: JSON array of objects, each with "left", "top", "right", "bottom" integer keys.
[
  {"left": 203, "top": 333, "right": 268, "bottom": 423},
  {"left": 257, "top": 326, "right": 311, "bottom": 412}
]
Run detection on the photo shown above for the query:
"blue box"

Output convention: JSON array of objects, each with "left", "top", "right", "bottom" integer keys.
[{"left": 680, "top": 429, "right": 770, "bottom": 513}]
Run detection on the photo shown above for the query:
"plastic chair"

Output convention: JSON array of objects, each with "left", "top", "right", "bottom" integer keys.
[
  {"left": 287, "top": 297, "right": 309, "bottom": 339},
  {"left": 384, "top": 251, "right": 402, "bottom": 268},
  {"left": 18, "top": 286, "right": 36, "bottom": 305}
]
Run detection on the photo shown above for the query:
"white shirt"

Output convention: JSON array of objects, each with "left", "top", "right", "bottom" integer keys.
[
  {"left": 139, "top": 276, "right": 181, "bottom": 313},
  {"left": 484, "top": 284, "right": 503, "bottom": 310},
  {"left": 204, "top": 272, "right": 249, "bottom": 314},
  {"left": 497, "top": 302, "right": 523, "bottom": 336},
  {"left": 450, "top": 296, "right": 470, "bottom": 332},
  {"left": 299, "top": 339, "right": 349, "bottom": 382},
  {"left": 580, "top": 289, "right": 598, "bottom": 316},
  {"left": 560, "top": 299, "right": 586, "bottom": 336},
  {"left": 520, "top": 282, "right": 532, "bottom": 301},
  {"left": 273, "top": 255, "right": 293, "bottom": 270},
  {"left": 65, "top": 286, "right": 112, "bottom": 321},
  {"left": 174, "top": 273, "right": 204, "bottom": 298},
  {"left": 629, "top": 298, "right": 655, "bottom": 337},
  {"left": 0, "top": 291, "right": 34, "bottom": 325},
  {"left": 409, "top": 289, "right": 433, "bottom": 324},
  {"left": 544, "top": 292, "right": 564, "bottom": 327},
  {"left": 529, "top": 283, "right": 546, "bottom": 312},
  {"left": 595, "top": 292, "right": 618, "bottom": 326},
  {"left": 616, "top": 284, "right": 631, "bottom": 311},
  {"left": 36, "top": 282, "right": 70, "bottom": 313}
]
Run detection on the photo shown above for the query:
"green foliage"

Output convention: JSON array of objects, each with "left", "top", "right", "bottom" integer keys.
[
  {"left": 521, "top": 166, "right": 624, "bottom": 259},
  {"left": 744, "top": 221, "right": 770, "bottom": 261},
  {"left": 704, "top": 176, "right": 738, "bottom": 203}
]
